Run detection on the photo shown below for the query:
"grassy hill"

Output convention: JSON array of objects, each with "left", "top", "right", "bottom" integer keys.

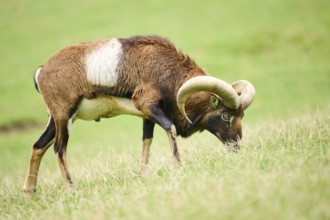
[{"left": 0, "top": 0, "right": 329, "bottom": 219}]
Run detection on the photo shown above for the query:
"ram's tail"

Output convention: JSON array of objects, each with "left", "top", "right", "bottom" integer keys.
[{"left": 33, "top": 66, "right": 43, "bottom": 93}]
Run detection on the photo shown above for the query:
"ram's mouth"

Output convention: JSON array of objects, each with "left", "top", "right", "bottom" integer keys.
[
  {"left": 225, "top": 140, "right": 241, "bottom": 152},
  {"left": 215, "top": 132, "right": 241, "bottom": 152}
]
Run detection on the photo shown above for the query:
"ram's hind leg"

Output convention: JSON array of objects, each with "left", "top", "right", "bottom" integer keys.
[
  {"left": 24, "top": 116, "right": 55, "bottom": 194},
  {"left": 53, "top": 115, "right": 76, "bottom": 190}
]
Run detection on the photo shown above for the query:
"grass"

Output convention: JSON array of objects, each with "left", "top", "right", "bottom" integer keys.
[
  {"left": 0, "top": 0, "right": 329, "bottom": 219},
  {"left": 1, "top": 109, "right": 329, "bottom": 220}
]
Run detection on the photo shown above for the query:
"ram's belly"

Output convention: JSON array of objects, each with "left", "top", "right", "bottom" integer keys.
[{"left": 75, "top": 95, "right": 146, "bottom": 121}]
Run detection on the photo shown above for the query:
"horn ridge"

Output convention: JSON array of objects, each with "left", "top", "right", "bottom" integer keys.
[
  {"left": 177, "top": 76, "right": 239, "bottom": 123},
  {"left": 231, "top": 80, "right": 256, "bottom": 110}
]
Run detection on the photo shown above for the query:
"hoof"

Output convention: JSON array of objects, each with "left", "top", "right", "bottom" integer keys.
[{"left": 139, "top": 164, "right": 150, "bottom": 175}]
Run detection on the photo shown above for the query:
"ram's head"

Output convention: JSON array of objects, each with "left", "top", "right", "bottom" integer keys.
[{"left": 177, "top": 76, "right": 256, "bottom": 150}]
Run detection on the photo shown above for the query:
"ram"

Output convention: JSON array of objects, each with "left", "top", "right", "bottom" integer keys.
[{"left": 24, "top": 35, "right": 255, "bottom": 194}]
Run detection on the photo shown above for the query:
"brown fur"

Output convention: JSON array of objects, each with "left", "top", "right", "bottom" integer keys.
[{"left": 24, "top": 35, "right": 244, "bottom": 194}]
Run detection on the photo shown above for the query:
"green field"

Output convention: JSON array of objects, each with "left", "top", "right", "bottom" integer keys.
[{"left": 0, "top": 0, "right": 329, "bottom": 219}]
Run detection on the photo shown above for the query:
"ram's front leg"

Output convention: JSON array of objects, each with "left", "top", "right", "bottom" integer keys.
[
  {"left": 166, "top": 124, "right": 180, "bottom": 165},
  {"left": 133, "top": 87, "right": 181, "bottom": 166},
  {"left": 140, "top": 119, "right": 155, "bottom": 174},
  {"left": 145, "top": 104, "right": 181, "bottom": 166}
]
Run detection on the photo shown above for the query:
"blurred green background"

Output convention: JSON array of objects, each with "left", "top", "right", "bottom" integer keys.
[
  {"left": 0, "top": 0, "right": 329, "bottom": 219},
  {"left": 1, "top": 0, "right": 329, "bottom": 128}
]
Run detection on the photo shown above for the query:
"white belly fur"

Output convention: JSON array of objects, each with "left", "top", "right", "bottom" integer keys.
[{"left": 75, "top": 95, "right": 146, "bottom": 121}]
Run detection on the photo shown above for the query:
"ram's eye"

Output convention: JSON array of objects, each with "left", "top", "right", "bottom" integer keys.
[{"left": 221, "top": 112, "right": 230, "bottom": 122}]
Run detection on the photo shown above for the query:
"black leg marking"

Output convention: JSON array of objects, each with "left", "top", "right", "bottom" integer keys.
[
  {"left": 148, "top": 104, "right": 173, "bottom": 132},
  {"left": 147, "top": 104, "right": 180, "bottom": 163},
  {"left": 54, "top": 124, "right": 69, "bottom": 155},
  {"left": 54, "top": 118, "right": 75, "bottom": 188},
  {"left": 24, "top": 116, "right": 55, "bottom": 194},
  {"left": 34, "top": 117, "right": 55, "bottom": 149},
  {"left": 140, "top": 119, "right": 155, "bottom": 174},
  {"left": 143, "top": 119, "right": 155, "bottom": 141},
  {"left": 169, "top": 129, "right": 180, "bottom": 160}
]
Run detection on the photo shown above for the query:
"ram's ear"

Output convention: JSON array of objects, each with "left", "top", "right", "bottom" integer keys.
[{"left": 209, "top": 94, "right": 221, "bottom": 108}]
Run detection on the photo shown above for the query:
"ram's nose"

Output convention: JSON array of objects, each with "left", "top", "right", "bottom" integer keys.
[{"left": 225, "top": 139, "right": 241, "bottom": 152}]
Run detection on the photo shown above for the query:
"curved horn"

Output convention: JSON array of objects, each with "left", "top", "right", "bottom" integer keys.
[
  {"left": 176, "top": 76, "right": 239, "bottom": 123},
  {"left": 231, "top": 80, "right": 256, "bottom": 110}
]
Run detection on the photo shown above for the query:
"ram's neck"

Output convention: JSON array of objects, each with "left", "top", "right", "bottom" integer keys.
[{"left": 174, "top": 92, "right": 211, "bottom": 137}]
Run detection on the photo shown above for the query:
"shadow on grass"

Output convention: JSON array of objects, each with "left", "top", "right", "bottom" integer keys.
[{"left": 0, "top": 120, "right": 41, "bottom": 135}]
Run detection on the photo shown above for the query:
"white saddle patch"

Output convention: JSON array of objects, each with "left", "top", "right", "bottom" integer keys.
[{"left": 85, "top": 38, "right": 123, "bottom": 87}]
